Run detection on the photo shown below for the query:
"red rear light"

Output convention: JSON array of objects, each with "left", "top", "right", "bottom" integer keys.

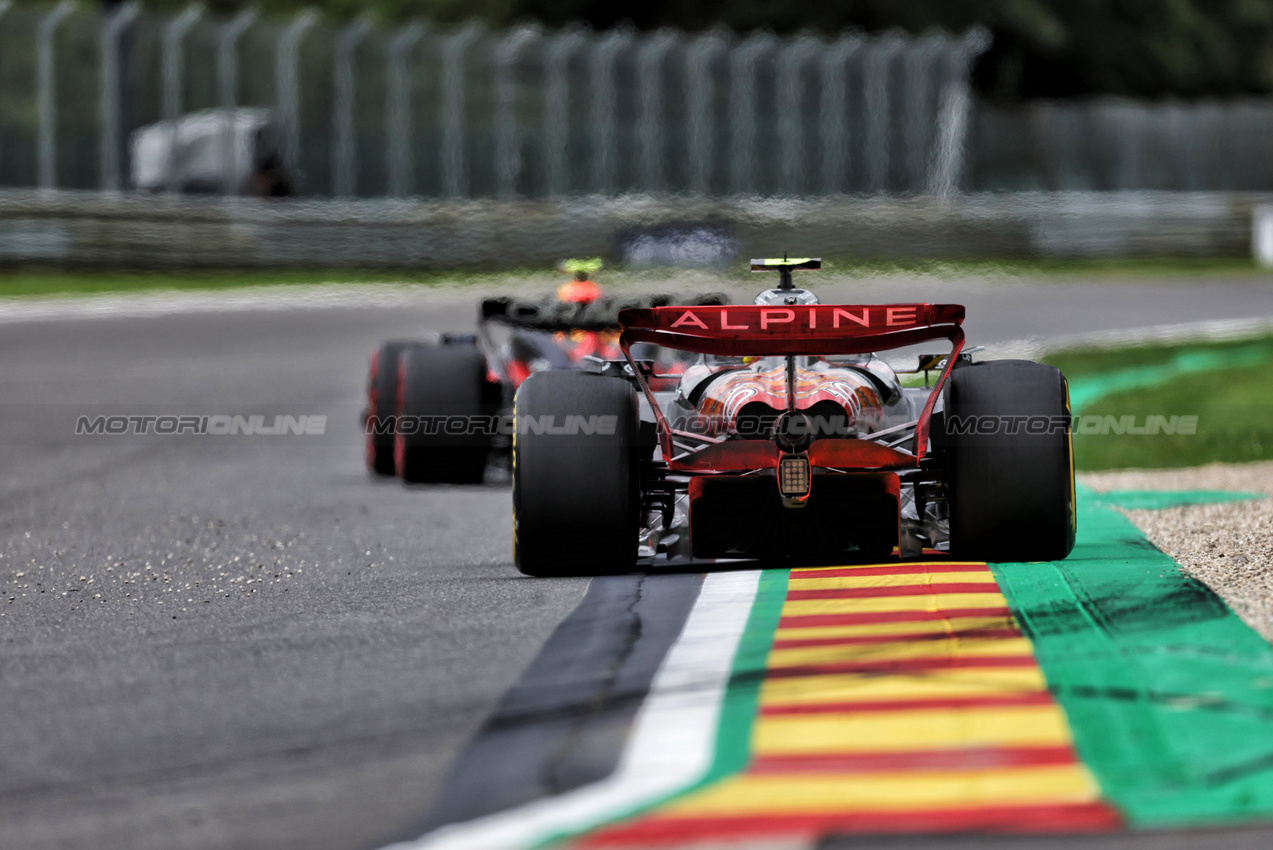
[{"left": 557, "top": 280, "right": 602, "bottom": 304}]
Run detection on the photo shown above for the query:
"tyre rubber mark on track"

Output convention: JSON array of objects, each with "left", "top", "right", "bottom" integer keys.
[
  {"left": 411, "top": 574, "right": 704, "bottom": 831},
  {"left": 395, "top": 569, "right": 763, "bottom": 850}
]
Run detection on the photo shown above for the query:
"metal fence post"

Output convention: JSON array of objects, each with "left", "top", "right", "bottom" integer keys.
[
  {"left": 819, "top": 34, "right": 861, "bottom": 194},
  {"left": 0, "top": 1, "right": 13, "bottom": 183},
  {"left": 687, "top": 30, "right": 727, "bottom": 195},
  {"left": 777, "top": 34, "right": 820, "bottom": 196},
  {"left": 729, "top": 31, "right": 777, "bottom": 195},
  {"left": 494, "top": 25, "right": 540, "bottom": 199},
  {"left": 162, "top": 5, "right": 204, "bottom": 192},
  {"left": 36, "top": 0, "right": 75, "bottom": 190},
  {"left": 99, "top": 1, "right": 139, "bottom": 192},
  {"left": 929, "top": 28, "right": 989, "bottom": 198},
  {"left": 1253, "top": 205, "right": 1273, "bottom": 267},
  {"left": 864, "top": 33, "right": 903, "bottom": 194},
  {"left": 542, "top": 27, "right": 586, "bottom": 197},
  {"left": 219, "top": 8, "right": 256, "bottom": 195},
  {"left": 333, "top": 15, "right": 371, "bottom": 198},
  {"left": 590, "top": 28, "right": 633, "bottom": 195},
  {"left": 902, "top": 34, "right": 942, "bottom": 193},
  {"left": 440, "top": 23, "right": 483, "bottom": 199},
  {"left": 275, "top": 10, "right": 317, "bottom": 191},
  {"left": 636, "top": 29, "right": 677, "bottom": 193},
  {"left": 386, "top": 22, "right": 426, "bottom": 198},
  {"left": 0, "top": 0, "right": 9, "bottom": 186}
]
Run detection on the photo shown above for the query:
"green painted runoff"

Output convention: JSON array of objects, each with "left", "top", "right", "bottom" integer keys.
[
  {"left": 1098, "top": 490, "right": 1266, "bottom": 511},
  {"left": 993, "top": 487, "right": 1273, "bottom": 827}
]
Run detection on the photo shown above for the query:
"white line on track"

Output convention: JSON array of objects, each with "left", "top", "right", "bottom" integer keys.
[
  {"left": 984, "top": 315, "right": 1273, "bottom": 361},
  {"left": 0, "top": 284, "right": 484, "bottom": 325},
  {"left": 389, "top": 569, "right": 762, "bottom": 850}
]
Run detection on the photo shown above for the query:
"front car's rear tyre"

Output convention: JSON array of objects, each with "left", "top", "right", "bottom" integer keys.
[
  {"left": 513, "top": 371, "right": 639, "bottom": 577},
  {"left": 365, "top": 341, "right": 410, "bottom": 476},
  {"left": 939, "top": 359, "right": 1075, "bottom": 561},
  {"left": 395, "top": 341, "right": 499, "bottom": 484}
]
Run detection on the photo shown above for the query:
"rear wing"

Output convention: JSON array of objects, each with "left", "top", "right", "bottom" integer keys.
[
  {"left": 619, "top": 303, "right": 965, "bottom": 357},
  {"left": 617, "top": 302, "right": 967, "bottom": 465}
]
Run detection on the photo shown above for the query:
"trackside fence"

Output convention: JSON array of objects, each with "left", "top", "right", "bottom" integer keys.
[{"left": 0, "top": 1, "right": 986, "bottom": 198}]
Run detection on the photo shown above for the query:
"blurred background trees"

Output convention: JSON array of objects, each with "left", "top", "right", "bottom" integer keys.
[{"left": 127, "top": 0, "right": 1273, "bottom": 101}]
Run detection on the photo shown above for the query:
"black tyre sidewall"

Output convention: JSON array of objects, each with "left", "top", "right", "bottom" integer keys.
[
  {"left": 396, "top": 342, "right": 495, "bottom": 484},
  {"left": 940, "top": 360, "right": 1075, "bottom": 561},
  {"left": 513, "top": 371, "right": 639, "bottom": 577}
]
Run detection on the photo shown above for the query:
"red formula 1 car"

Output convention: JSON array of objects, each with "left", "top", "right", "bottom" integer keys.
[
  {"left": 362, "top": 287, "right": 724, "bottom": 484},
  {"left": 512, "top": 259, "right": 1076, "bottom": 576}
]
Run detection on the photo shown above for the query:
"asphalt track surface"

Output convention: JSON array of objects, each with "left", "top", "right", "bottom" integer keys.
[{"left": 2, "top": 273, "right": 1273, "bottom": 850}]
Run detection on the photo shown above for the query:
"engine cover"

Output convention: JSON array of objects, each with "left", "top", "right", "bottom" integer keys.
[{"left": 693, "top": 363, "right": 888, "bottom": 439}]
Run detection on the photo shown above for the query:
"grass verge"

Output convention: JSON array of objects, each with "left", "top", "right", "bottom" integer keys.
[{"left": 1043, "top": 334, "right": 1273, "bottom": 470}]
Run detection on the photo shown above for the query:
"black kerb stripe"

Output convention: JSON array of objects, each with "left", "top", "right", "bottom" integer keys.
[{"left": 412, "top": 572, "right": 704, "bottom": 833}]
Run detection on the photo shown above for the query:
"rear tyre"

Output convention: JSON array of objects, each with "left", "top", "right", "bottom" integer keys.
[
  {"left": 395, "top": 341, "right": 498, "bottom": 484},
  {"left": 940, "top": 360, "right": 1075, "bottom": 561},
  {"left": 513, "top": 371, "right": 639, "bottom": 577},
  {"left": 365, "top": 341, "right": 409, "bottom": 476}
]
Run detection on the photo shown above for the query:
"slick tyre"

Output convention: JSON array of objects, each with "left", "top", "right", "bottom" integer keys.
[
  {"left": 940, "top": 359, "right": 1076, "bottom": 562},
  {"left": 513, "top": 371, "right": 639, "bottom": 577},
  {"left": 365, "top": 341, "right": 410, "bottom": 476},
  {"left": 395, "top": 341, "right": 498, "bottom": 484}
]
